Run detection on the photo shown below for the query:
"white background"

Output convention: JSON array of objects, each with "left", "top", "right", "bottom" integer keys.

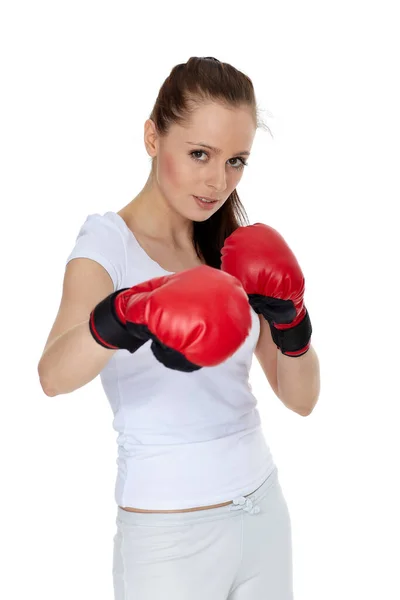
[{"left": 1, "top": 1, "right": 399, "bottom": 598}]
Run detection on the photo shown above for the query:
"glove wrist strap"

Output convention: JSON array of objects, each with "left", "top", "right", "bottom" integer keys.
[
  {"left": 89, "top": 289, "right": 147, "bottom": 354},
  {"left": 269, "top": 308, "right": 312, "bottom": 357}
]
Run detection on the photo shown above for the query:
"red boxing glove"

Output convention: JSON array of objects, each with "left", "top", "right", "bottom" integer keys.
[
  {"left": 90, "top": 265, "right": 252, "bottom": 371},
  {"left": 221, "top": 223, "right": 312, "bottom": 357},
  {"left": 89, "top": 273, "right": 172, "bottom": 354}
]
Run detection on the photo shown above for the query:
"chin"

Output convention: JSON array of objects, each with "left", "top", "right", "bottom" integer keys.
[
  {"left": 171, "top": 196, "right": 223, "bottom": 222},
  {"left": 187, "top": 202, "right": 223, "bottom": 223},
  {"left": 190, "top": 212, "right": 217, "bottom": 223}
]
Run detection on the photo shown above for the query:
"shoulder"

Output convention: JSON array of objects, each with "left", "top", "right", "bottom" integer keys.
[
  {"left": 73, "top": 211, "right": 128, "bottom": 241},
  {"left": 66, "top": 211, "right": 128, "bottom": 291}
]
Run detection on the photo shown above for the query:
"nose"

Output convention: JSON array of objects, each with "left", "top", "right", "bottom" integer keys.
[{"left": 206, "top": 163, "right": 228, "bottom": 195}]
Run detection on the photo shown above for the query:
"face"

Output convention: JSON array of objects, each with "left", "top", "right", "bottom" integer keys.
[{"left": 144, "top": 102, "right": 256, "bottom": 222}]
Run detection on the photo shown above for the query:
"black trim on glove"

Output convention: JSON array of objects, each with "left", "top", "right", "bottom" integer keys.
[{"left": 89, "top": 289, "right": 149, "bottom": 353}]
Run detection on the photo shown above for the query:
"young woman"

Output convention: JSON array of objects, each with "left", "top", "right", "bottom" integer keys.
[{"left": 38, "top": 56, "right": 319, "bottom": 600}]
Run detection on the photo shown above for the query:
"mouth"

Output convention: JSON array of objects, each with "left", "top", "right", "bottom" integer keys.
[
  {"left": 193, "top": 195, "right": 219, "bottom": 210},
  {"left": 193, "top": 195, "right": 219, "bottom": 204},
  {"left": 195, "top": 195, "right": 219, "bottom": 202}
]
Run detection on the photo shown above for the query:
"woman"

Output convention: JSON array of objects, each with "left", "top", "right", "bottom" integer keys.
[{"left": 38, "top": 56, "right": 319, "bottom": 600}]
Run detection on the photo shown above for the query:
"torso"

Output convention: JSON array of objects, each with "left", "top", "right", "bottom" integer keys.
[{"left": 118, "top": 208, "right": 218, "bottom": 512}]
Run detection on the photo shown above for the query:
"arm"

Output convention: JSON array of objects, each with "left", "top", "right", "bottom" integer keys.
[
  {"left": 37, "top": 258, "right": 117, "bottom": 396},
  {"left": 255, "top": 316, "right": 320, "bottom": 416},
  {"left": 221, "top": 223, "right": 319, "bottom": 415}
]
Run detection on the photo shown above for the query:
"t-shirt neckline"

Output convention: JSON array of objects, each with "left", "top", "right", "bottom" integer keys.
[{"left": 108, "top": 211, "right": 175, "bottom": 275}]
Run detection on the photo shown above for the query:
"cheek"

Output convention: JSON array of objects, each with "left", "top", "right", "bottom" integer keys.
[{"left": 159, "top": 153, "right": 192, "bottom": 188}]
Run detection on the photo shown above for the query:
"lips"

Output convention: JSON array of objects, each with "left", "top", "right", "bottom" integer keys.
[
  {"left": 195, "top": 195, "right": 219, "bottom": 202},
  {"left": 194, "top": 196, "right": 218, "bottom": 203},
  {"left": 193, "top": 195, "right": 219, "bottom": 210}
]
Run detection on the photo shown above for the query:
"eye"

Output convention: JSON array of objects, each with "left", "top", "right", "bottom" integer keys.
[
  {"left": 228, "top": 157, "right": 248, "bottom": 171},
  {"left": 189, "top": 151, "right": 248, "bottom": 171}
]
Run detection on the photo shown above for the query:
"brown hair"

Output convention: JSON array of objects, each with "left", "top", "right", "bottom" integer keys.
[{"left": 148, "top": 56, "right": 271, "bottom": 268}]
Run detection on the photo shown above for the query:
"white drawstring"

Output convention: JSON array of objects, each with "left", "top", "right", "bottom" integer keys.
[{"left": 229, "top": 495, "right": 260, "bottom": 515}]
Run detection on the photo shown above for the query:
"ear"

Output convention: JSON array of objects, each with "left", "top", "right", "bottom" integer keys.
[{"left": 144, "top": 119, "right": 159, "bottom": 158}]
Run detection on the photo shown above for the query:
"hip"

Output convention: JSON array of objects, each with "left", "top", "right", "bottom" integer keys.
[{"left": 118, "top": 468, "right": 276, "bottom": 514}]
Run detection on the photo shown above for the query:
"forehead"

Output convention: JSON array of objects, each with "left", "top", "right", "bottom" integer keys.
[{"left": 171, "top": 102, "right": 256, "bottom": 150}]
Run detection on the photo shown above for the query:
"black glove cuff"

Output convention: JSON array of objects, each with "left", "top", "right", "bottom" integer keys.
[
  {"left": 248, "top": 293, "right": 297, "bottom": 324},
  {"left": 89, "top": 289, "right": 148, "bottom": 354},
  {"left": 126, "top": 321, "right": 201, "bottom": 372},
  {"left": 269, "top": 308, "right": 312, "bottom": 356}
]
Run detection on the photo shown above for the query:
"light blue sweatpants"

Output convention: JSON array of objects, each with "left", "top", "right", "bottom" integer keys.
[{"left": 112, "top": 467, "right": 293, "bottom": 599}]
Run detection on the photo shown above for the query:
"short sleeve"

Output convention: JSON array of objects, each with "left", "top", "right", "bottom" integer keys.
[{"left": 66, "top": 213, "right": 126, "bottom": 291}]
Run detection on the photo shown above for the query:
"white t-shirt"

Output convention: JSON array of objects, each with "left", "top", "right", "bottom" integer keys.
[{"left": 66, "top": 211, "right": 276, "bottom": 510}]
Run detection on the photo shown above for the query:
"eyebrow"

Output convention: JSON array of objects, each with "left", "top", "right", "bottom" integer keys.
[{"left": 186, "top": 141, "right": 251, "bottom": 156}]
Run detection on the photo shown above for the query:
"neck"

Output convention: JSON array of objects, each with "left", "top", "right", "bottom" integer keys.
[{"left": 121, "top": 175, "right": 194, "bottom": 248}]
